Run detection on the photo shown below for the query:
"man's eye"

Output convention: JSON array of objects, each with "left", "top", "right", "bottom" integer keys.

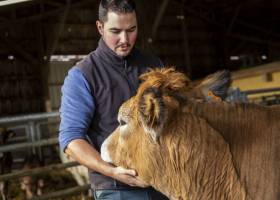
[
  {"left": 119, "top": 119, "right": 127, "bottom": 126},
  {"left": 111, "top": 30, "right": 120, "bottom": 34},
  {"left": 127, "top": 28, "right": 135, "bottom": 32}
]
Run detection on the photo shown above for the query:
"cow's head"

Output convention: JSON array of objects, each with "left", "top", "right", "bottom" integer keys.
[
  {"left": 101, "top": 68, "right": 190, "bottom": 185},
  {"left": 101, "top": 68, "right": 231, "bottom": 165}
]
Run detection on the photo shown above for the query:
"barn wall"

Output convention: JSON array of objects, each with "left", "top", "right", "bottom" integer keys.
[{"left": 0, "top": 59, "right": 44, "bottom": 117}]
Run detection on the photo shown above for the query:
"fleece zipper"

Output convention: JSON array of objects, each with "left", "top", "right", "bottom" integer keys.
[{"left": 123, "top": 59, "right": 137, "bottom": 95}]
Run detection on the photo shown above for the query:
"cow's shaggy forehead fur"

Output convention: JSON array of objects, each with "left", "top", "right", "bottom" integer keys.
[
  {"left": 101, "top": 68, "right": 280, "bottom": 200},
  {"left": 138, "top": 68, "right": 191, "bottom": 94}
]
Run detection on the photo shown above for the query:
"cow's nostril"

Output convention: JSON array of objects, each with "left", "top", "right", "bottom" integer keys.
[{"left": 119, "top": 119, "right": 127, "bottom": 126}]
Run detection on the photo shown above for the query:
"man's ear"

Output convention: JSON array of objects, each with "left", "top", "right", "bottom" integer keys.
[
  {"left": 96, "top": 20, "right": 104, "bottom": 36},
  {"left": 138, "top": 87, "right": 167, "bottom": 142}
]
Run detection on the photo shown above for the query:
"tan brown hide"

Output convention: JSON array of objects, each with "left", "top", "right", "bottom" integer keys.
[
  {"left": 183, "top": 101, "right": 280, "bottom": 200},
  {"left": 101, "top": 68, "right": 279, "bottom": 200}
]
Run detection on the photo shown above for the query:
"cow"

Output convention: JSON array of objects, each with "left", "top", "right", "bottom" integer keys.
[
  {"left": 20, "top": 155, "right": 45, "bottom": 199},
  {"left": 0, "top": 127, "right": 15, "bottom": 200},
  {"left": 101, "top": 68, "right": 280, "bottom": 200}
]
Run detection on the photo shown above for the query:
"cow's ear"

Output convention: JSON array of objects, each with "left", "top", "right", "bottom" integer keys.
[
  {"left": 187, "top": 70, "right": 231, "bottom": 101},
  {"left": 201, "top": 70, "right": 231, "bottom": 100},
  {"left": 138, "top": 87, "right": 167, "bottom": 142}
]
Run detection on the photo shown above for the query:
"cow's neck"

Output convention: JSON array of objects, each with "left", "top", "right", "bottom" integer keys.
[
  {"left": 146, "top": 113, "right": 250, "bottom": 200},
  {"left": 182, "top": 134, "right": 249, "bottom": 200},
  {"left": 182, "top": 101, "right": 280, "bottom": 200}
]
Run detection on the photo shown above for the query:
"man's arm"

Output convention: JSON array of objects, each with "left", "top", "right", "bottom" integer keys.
[
  {"left": 59, "top": 68, "right": 147, "bottom": 187},
  {"left": 65, "top": 139, "right": 148, "bottom": 187}
]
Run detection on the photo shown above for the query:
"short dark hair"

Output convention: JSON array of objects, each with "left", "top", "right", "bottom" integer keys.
[{"left": 98, "top": 0, "right": 136, "bottom": 22}]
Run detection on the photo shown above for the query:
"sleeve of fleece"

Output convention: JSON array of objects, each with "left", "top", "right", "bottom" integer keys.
[{"left": 59, "top": 67, "right": 95, "bottom": 152}]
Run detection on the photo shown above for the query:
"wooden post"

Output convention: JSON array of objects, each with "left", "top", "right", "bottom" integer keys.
[{"left": 39, "top": 1, "right": 70, "bottom": 112}]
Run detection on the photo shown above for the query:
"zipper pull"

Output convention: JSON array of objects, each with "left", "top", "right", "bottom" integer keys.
[{"left": 124, "top": 60, "right": 127, "bottom": 71}]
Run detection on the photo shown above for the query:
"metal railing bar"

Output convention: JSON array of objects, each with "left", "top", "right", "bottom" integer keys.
[
  {"left": 0, "top": 111, "right": 59, "bottom": 125},
  {"left": 0, "top": 138, "right": 58, "bottom": 153},
  {"left": 30, "top": 184, "right": 91, "bottom": 200},
  {"left": 0, "top": 161, "right": 79, "bottom": 181}
]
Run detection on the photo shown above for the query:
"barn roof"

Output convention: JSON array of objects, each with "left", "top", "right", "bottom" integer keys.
[{"left": 0, "top": 0, "right": 280, "bottom": 78}]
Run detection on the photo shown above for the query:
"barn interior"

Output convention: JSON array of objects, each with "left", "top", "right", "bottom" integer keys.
[{"left": 0, "top": 0, "right": 279, "bottom": 199}]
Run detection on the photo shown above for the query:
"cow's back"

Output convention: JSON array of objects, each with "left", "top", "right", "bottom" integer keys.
[
  {"left": 236, "top": 106, "right": 280, "bottom": 200},
  {"left": 185, "top": 102, "right": 280, "bottom": 200}
]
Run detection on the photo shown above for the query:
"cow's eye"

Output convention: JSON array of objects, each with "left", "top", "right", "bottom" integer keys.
[{"left": 119, "top": 119, "right": 127, "bottom": 126}]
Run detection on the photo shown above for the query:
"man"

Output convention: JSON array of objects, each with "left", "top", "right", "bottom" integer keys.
[{"left": 59, "top": 0, "right": 169, "bottom": 199}]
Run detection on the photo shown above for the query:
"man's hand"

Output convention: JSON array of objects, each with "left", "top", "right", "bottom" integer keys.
[
  {"left": 66, "top": 139, "right": 148, "bottom": 188},
  {"left": 111, "top": 166, "right": 149, "bottom": 188}
]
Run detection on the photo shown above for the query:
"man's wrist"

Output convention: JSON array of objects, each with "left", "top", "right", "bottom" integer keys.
[{"left": 100, "top": 161, "right": 115, "bottom": 178}]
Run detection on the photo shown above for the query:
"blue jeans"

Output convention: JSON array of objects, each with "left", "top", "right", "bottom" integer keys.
[{"left": 93, "top": 188, "right": 169, "bottom": 200}]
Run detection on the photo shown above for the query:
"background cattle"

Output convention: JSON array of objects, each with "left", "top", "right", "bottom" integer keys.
[
  {"left": 20, "top": 155, "right": 45, "bottom": 199},
  {"left": 101, "top": 68, "right": 280, "bottom": 200}
]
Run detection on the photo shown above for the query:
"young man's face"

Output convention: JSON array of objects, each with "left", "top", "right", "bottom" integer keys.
[{"left": 96, "top": 11, "right": 138, "bottom": 57}]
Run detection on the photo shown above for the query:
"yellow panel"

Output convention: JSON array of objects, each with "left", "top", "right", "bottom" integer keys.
[{"left": 232, "top": 72, "right": 280, "bottom": 99}]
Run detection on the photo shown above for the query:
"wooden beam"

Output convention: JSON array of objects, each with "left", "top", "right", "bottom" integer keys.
[
  {"left": 173, "top": 1, "right": 280, "bottom": 49},
  {"left": 44, "top": 0, "right": 65, "bottom": 7},
  {"left": 0, "top": 7, "right": 64, "bottom": 28},
  {"left": 228, "top": 33, "right": 280, "bottom": 48},
  {"left": 237, "top": 20, "right": 280, "bottom": 39},
  {"left": 229, "top": 40, "right": 247, "bottom": 55},
  {"left": 183, "top": 5, "right": 222, "bottom": 27},
  {"left": 151, "top": 0, "right": 170, "bottom": 40},
  {"left": 46, "top": 0, "right": 70, "bottom": 59},
  {"left": 175, "top": 0, "right": 280, "bottom": 40},
  {"left": 0, "top": 0, "right": 92, "bottom": 28},
  {"left": 226, "top": 5, "right": 241, "bottom": 35},
  {"left": 0, "top": 0, "right": 33, "bottom": 7},
  {"left": 2, "top": 37, "right": 37, "bottom": 64}
]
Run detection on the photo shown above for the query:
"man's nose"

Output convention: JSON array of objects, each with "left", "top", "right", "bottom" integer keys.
[{"left": 119, "top": 31, "right": 128, "bottom": 43}]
